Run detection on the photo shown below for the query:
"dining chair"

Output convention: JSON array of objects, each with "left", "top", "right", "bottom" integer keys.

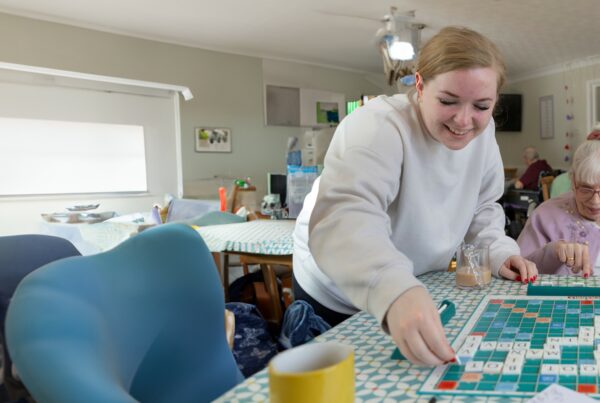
[
  {"left": 0, "top": 234, "right": 81, "bottom": 401},
  {"left": 238, "top": 254, "right": 293, "bottom": 331},
  {"left": 540, "top": 175, "right": 555, "bottom": 202},
  {"left": 6, "top": 224, "right": 243, "bottom": 403}
]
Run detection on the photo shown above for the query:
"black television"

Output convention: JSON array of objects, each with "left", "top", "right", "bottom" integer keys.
[
  {"left": 494, "top": 93, "right": 522, "bottom": 132},
  {"left": 267, "top": 173, "right": 287, "bottom": 207}
]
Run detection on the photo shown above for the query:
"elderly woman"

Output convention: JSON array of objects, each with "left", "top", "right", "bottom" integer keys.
[{"left": 518, "top": 138, "right": 600, "bottom": 276}]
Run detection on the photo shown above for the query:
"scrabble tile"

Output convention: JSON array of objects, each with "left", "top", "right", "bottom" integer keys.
[
  {"left": 480, "top": 341, "right": 497, "bottom": 351},
  {"left": 580, "top": 364, "right": 598, "bottom": 376},
  {"left": 457, "top": 347, "right": 476, "bottom": 358},
  {"left": 496, "top": 342, "right": 513, "bottom": 351},
  {"left": 483, "top": 361, "right": 503, "bottom": 374},
  {"left": 502, "top": 364, "right": 522, "bottom": 375},
  {"left": 559, "top": 364, "right": 578, "bottom": 376},
  {"left": 547, "top": 337, "right": 562, "bottom": 345},
  {"left": 563, "top": 337, "right": 578, "bottom": 346},
  {"left": 543, "top": 350, "right": 561, "bottom": 360},
  {"left": 464, "top": 361, "right": 484, "bottom": 373},
  {"left": 540, "top": 364, "right": 559, "bottom": 375},
  {"left": 525, "top": 349, "right": 544, "bottom": 360}
]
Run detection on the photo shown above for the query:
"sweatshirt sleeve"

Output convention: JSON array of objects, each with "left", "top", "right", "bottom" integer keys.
[
  {"left": 464, "top": 139, "right": 520, "bottom": 277},
  {"left": 517, "top": 207, "right": 564, "bottom": 273},
  {"left": 307, "top": 114, "right": 424, "bottom": 328}
]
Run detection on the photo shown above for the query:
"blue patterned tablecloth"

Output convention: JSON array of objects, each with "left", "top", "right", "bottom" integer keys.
[
  {"left": 195, "top": 220, "right": 294, "bottom": 255},
  {"left": 216, "top": 272, "right": 556, "bottom": 402}
]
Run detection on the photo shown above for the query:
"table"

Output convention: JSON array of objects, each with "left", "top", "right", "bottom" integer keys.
[
  {"left": 216, "top": 271, "right": 549, "bottom": 402},
  {"left": 195, "top": 219, "right": 295, "bottom": 326},
  {"left": 39, "top": 220, "right": 144, "bottom": 255},
  {"left": 195, "top": 219, "right": 294, "bottom": 255}
]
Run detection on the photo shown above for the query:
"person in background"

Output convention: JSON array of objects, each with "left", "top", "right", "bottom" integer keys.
[
  {"left": 292, "top": 26, "right": 537, "bottom": 367},
  {"left": 550, "top": 124, "right": 600, "bottom": 198},
  {"left": 514, "top": 146, "right": 553, "bottom": 190},
  {"left": 518, "top": 138, "right": 600, "bottom": 276}
]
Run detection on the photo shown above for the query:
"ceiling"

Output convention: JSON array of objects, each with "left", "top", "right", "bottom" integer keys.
[{"left": 0, "top": 0, "right": 599, "bottom": 80}]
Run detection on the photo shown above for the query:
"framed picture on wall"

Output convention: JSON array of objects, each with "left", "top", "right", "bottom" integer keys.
[
  {"left": 539, "top": 95, "right": 554, "bottom": 139},
  {"left": 195, "top": 127, "right": 232, "bottom": 153}
]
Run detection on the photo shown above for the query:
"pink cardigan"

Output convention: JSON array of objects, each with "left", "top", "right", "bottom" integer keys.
[{"left": 517, "top": 192, "right": 600, "bottom": 275}]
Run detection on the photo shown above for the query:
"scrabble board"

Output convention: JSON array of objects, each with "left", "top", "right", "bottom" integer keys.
[
  {"left": 527, "top": 274, "right": 600, "bottom": 296},
  {"left": 420, "top": 295, "right": 600, "bottom": 398}
]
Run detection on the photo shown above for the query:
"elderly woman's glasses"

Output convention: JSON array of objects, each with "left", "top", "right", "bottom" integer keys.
[{"left": 575, "top": 185, "right": 600, "bottom": 200}]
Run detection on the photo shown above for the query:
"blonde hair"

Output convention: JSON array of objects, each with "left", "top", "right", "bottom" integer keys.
[
  {"left": 416, "top": 26, "right": 506, "bottom": 93},
  {"left": 570, "top": 140, "right": 600, "bottom": 186}
]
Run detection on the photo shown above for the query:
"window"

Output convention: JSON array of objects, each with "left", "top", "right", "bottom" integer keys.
[
  {"left": 0, "top": 117, "right": 146, "bottom": 195},
  {"left": 0, "top": 63, "right": 191, "bottom": 198},
  {"left": 588, "top": 79, "right": 600, "bottom": 132}
]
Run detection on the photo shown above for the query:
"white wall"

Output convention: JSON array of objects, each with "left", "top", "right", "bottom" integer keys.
[
  {"left": 0, "top": 12, "right": 386, "bottom": 234},
  {"left": 498, "top": 62, "right": 600, "bottom": 171}
]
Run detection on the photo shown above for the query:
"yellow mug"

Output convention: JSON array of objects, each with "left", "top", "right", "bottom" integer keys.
[{"left": 269, "top": 342, "right": 354, "bottom": 403}]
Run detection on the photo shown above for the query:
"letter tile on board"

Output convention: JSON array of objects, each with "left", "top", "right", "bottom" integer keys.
[
  {"left": 465, "top": 361, "right": 484, "bottom": 373},
  {"left": 483, "top": 361, "right": 503, "bottom": 374}
]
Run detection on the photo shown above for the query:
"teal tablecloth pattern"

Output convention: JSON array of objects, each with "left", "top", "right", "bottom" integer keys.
[
  {"left": 216, "top": 271, "right": 564, "bottom": 402},
  {"left": 195, "top": 220, "right": 295, "bottom": 255}
]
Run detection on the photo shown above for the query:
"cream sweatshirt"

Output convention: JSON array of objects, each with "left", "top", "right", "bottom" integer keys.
[{"left": 293, "top": 93, "right": 520, "bottom": 326}]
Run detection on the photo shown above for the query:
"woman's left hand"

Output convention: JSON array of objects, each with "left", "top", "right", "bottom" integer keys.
[{"left": 498, "top": 255, "right": 538, "bottom": 284}]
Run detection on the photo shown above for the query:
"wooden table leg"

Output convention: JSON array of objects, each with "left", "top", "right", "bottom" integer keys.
[
  {"left": 223, "top": 252, "right": 230, "bottom": 302},
  {"left": 260, "top": 263, "right": 282, "bottom": 330}
]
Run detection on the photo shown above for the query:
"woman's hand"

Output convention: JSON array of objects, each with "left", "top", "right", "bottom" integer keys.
[
  {"left": 498, "top": 255, "right": 538, "bottom": 283},
  {"left": 386, "top": 287, "right": 455, "bottom": 366},
  {"left": 554, "top": 241, "right": 592, "bottom": 277}
]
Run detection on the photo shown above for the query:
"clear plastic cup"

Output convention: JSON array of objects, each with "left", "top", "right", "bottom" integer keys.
[{"left": 455, "top": 243, "right": 491, "bottom": 290}]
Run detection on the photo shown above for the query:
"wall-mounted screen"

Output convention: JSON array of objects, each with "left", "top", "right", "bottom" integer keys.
[{"left": 495, "top": 93, "right": 522, "bottom": 132}]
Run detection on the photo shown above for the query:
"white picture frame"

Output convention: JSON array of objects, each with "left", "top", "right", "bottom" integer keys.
[{"left": 195, "top": 127, "right": 232, "bottom": 153}]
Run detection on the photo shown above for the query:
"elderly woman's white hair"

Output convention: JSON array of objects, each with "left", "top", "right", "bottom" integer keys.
[{"left": 570, "top": 138, "right": 600, "bottom": 186}]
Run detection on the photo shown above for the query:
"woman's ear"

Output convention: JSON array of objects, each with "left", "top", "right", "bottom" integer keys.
[{"left": 415, "top": 72, "right": 424, "bottom": 97}]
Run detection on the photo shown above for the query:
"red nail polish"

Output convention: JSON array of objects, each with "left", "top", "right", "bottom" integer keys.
[
  {"left": 450, "top": 357, "right": 457, "bottom": 363},
  {"left": 515, "top": 276, "right": 521, "bottom": 281},
  {"left": 530, "top": 277, "right": 534, "bottom": 282},
  {"left": 524, "top": 278, "right": 528, "bottom": 284},
  {"left": 584, "top": 273, "right": 589, "bottom": 278}
]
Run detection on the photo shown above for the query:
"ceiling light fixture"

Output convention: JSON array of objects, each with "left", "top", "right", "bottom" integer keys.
[{"left": 377, "top": 7, "right": 425, "bottom": 86}]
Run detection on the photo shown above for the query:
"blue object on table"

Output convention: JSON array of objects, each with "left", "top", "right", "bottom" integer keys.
[
  {"left": 6, "top": 224, "right": 243, "bottom": 403},
  {"left": 527, "top": 281, "right": 600, "bottom": 296},
  {"left": 391, "top": 300, "right": 456, "bottom": 360}
]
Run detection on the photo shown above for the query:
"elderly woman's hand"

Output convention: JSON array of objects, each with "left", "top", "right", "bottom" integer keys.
[
  {"left": 554, "top": 240, "right": 592, "bottom": 277},
  {"left": 498, "top": 255, "right": 538, "bottom": 283}
]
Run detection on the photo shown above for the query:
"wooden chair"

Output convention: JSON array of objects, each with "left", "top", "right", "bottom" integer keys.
[
  {"left": 540, "top": 176, "right": 555, "bottom": 202},
  {"left": 229, "top": 185, "right": 258, "bottom": 214},
  {"left": 240, "top": 254, "right": 292, "bottom": 331},
  {"left": 504, "top": 167, "right": 518, "bottom": 179}
]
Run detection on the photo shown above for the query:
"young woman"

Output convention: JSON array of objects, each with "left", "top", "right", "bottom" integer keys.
[
  {"left": 518, "top": 139, "right": 600, "bottom": 277},
  {"left": 292, "top": 26, "right": 537, "bottom": 366}
]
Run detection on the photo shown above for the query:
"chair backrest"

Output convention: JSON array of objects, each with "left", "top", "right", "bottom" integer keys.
[
  {"left": 185, "top": 210, "right": 246, "bottom": 227},
  {"left": 6, "top": 224, "right": 243, "bottom": 403},
  {"left": 165, "top": 198, "right": 219, "bottom": 222},
  {"left": 0, "top": 234, "right": 81, "bottom": 400},
  {"left": 550, "top": 171, "right": 572, "bottom": 198},
  {"left": 540, "top": 175, "right": 555, "bottom": 201}
]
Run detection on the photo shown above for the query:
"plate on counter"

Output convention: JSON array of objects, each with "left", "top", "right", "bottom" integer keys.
[
  {"left": 42, "top": 211, "right": 115, "bottom": 224},
  {"left": 66, "top": 204, "right": 100, "bottom": 212}
]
